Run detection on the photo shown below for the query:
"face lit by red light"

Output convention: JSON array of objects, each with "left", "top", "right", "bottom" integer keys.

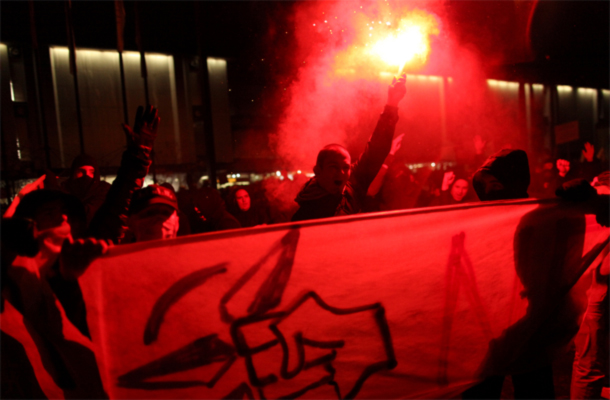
[
  {"left": 235, "top": 189, "right": 251, "bottom": 212},
  {"left": 451, "top": 179, "right": 469, "bottom": 202},
  {"left": 556, "top": 159, "right": 570, "bottom": 177},
  {"left": 128, "top": 204, "right": 179, "bottom": 242},
  {"left": 74, "top": 165, "right": 95, "bottom": 179},
  {"left": 314, "top": 148, "right": 351, "bottom": 195}
]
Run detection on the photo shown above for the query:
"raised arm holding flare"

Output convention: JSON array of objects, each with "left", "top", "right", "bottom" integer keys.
[{"left": 292, "top": 75, "right": 406, "bottom": 222}]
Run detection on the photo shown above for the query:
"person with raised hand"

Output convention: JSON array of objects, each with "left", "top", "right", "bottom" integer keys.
[
  {"left": 292, "top": 75, "right": 407, "bottom": 221},
  {"left": 88, "top": 105, "right": 160, "bottom": 243}
]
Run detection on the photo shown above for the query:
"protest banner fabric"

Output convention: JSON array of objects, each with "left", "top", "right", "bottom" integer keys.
[{"left": 3, "top": 199, "right": 608, "bottom": 399}]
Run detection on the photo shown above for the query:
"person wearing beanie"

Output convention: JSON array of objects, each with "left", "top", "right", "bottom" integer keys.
[
  {"left": 62, "top": 154, "right": 111, "bottom": 225},
  {"left": 126, "top": 184, "right": 180, "bottom": 242}
]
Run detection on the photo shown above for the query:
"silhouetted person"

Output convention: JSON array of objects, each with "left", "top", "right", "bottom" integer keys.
[
  {"left": 467, "top": 149, "right": 556, "bottom": 399},
  {"left": 177, "top": 185, "right": 240, "bottom": 234},
  {"left": 467, "top": 149, "right": 609, "bottom": 399}
]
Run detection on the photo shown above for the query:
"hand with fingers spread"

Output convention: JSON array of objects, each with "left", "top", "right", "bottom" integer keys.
[
  {"left": 389, "top": 133, "right": 405, "bottom": 156},
  {"left": 387, "top": 74, "right": 407, "bottom": 107},
  {"left": 582, "top": 142, "right": 594, "bottom": 163},
  {"left": 60, "top": 237, "right": 111, "bottom": 280},
  {"left": 123, "top": 105, "right": 160, "bottom": 154},
  {"left": 441, "top": 171, "right": 456, "bottom": 192}
]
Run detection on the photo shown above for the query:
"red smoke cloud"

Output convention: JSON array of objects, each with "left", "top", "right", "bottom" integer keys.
[{"left": 272, "top": 0, "right": 528, "bottom": 172}]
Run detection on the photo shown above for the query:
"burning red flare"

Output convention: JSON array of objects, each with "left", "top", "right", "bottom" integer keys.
[{"left": 333, "top": 7, "right": 440, "bottom": 79}]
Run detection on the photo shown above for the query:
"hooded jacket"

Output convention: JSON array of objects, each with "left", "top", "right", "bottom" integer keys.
[
  {"left": 62, "top": 154, "right": 111, "bottom": 224},
  {"left": 472, "top": 149, "right": 530, "bottom": 201}
]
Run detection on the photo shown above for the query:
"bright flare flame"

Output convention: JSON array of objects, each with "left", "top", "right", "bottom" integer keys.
[
  {"left": 333, "top": 8, "right": 440, "bottom": 79},
  {"left": 372, "top": 24, "right": 432, "bottom": 74}
]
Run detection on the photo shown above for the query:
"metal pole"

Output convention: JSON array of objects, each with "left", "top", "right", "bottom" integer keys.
[
  {"left": 65, "top": 0, "right": 85, "bottom": 155},
  {"left": 115, "top": 0, "right": 129, "bottom": 124},
  {"left": 134, "top": 2, "right": 155, "bottom": 183},
  {"left": 195, "top": 2, "right": 218, "bottom": 189},
  {"left": 118, "top": 52, "right": 129, "bottom": 124},
  {"left": 29, "top": 0, "right": 51, "bottom": 168}
]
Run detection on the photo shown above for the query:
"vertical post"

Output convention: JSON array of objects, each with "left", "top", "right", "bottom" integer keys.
[
  {"left": 1, "top": 126, "right": 14, "bottom": 202},
  {"left": 549, "top": 84, "right": 558, "bottom": 158},
  {"left": 517, "top": 82, "right": 527, "bottom": 153},
  {"left": 28, "top": 0, "right": 51, "bottom": 168},
  {"left": 195, "top": 2, "right": 218, "bottom": 189},
  {"left": 115, "top": 0, "right": 129, "bottom": 124},
  {"left": 64, "top": 0, "right": 85, "bottom": 155},
  {"left": 134, "top": 2, "right": 150, "bottom": 106},
  {"left": 118, "top": 52, "right": 129, "bottom": 124},
  {"left": 134, "top": 1, "right": 155, "bottom": 182},
  {"left": 524, "top": 83, "right": 533, "bottom": 155},
  {"left": 439, "top": 76, "right": 447, "bottom": 152}
]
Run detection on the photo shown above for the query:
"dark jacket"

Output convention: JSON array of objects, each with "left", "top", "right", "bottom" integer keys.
[
  {"left": 292, "top": 105, "right": 399, "bottom": 222},
  {"left": 87, "top": 144, "right": 152, "bottom": 243},
  {"left": 177, "top": 187, "right": 241, "bottom": 234},
  {"left": 473, "top": 149, "right": 530, "bottom": 201}
]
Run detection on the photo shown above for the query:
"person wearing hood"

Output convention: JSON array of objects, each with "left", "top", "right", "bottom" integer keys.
[
  {"left": 291, "top": 75, "right": 407, "bottom": 222},
  {"left": 467, "top": 149, "right": 556, "bottom": 399},
  {"left": 468, "top": 149, "right": 609, "bottom": 399},
  {"left": 472, "top": 149, "right": 531, "bottom": 202},
  {"left": 62, "top": 154, "right": 111, "bottom": 225}
]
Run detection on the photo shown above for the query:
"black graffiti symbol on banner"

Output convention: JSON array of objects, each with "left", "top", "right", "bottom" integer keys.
[{"left": 118, "top": 229, "right": 397, "bottom": 399}]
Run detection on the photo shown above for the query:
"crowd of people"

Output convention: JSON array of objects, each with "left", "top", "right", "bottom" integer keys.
[{"left": 1, "top": 75, "right": 609, "bottom": 399}]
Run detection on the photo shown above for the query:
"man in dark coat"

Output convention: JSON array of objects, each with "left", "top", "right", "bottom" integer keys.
[{"left": 292, "top": 75, "right": 407, "bottom": 222}]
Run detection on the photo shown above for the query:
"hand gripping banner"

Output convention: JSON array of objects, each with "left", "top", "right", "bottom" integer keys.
[{"left": 2, "top": 198, "right": 608, "bottom": 399}]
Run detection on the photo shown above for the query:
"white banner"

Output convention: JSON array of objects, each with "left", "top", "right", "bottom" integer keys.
[{"left": 3, "top": 199, "right": 608, "bottom": 399}]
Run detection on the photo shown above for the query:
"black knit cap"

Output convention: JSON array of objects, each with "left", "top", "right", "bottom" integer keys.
[
  {"left": 13, "top": 189, "right": 87, "bottom": 238},
  {"left": 129, "top": 184, "right": 178, "bottom": 215},
  {"left": 473, "top": 149, "right": 530, "bottom": 201}
]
